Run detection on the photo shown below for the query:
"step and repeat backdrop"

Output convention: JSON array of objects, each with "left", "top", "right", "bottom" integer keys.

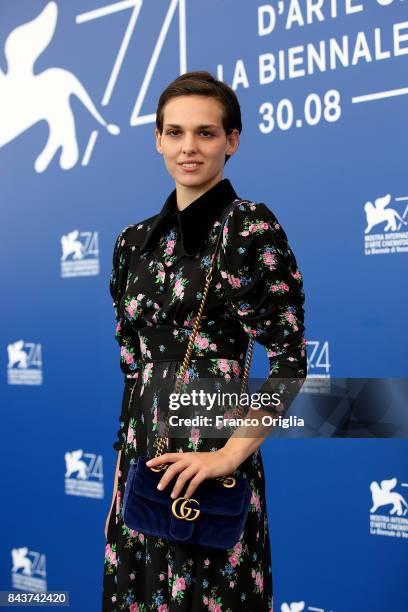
[{"left": 1, "top": 1, "right": 407, "bottom": 610}]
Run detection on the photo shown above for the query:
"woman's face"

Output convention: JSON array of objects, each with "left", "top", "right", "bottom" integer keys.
[{"left": 155, "top": 95, "right": 239, "bottom": 191}]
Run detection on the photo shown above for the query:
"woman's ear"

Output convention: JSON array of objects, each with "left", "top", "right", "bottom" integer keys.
[
  {"left": 155, "top": 128, "right": 163, "bottom": 154},
  {"left": 226, "top": 128, "right": 240, "bottom": 158}
]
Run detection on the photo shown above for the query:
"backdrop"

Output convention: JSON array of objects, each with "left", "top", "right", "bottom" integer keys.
[{"left": 1, "top": 1, "right": 407, "bottom": 610}]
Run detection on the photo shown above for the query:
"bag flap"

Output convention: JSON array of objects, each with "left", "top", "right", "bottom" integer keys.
[
  {"left": 169, "top": 515, "right": 194, "bottom": 541},
  {"left": 130, "top": 455, "right": 250, "bottom": 516}
]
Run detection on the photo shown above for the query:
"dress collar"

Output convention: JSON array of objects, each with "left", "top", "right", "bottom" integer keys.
[{"left": 139, "top": 178, "right": 239, "bottom": 256}]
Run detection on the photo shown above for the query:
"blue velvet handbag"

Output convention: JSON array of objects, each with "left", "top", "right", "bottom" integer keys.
[
  {"left": 123, "top": 456, "right": 252, "bottom": 549},
  {"left": 122, "top": 201, "right": 254, "bottom": 550}
]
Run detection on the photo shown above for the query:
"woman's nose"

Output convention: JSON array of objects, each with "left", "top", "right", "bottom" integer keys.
[{"left": 181, "top": 134, "right": 198, "bottom": 151}]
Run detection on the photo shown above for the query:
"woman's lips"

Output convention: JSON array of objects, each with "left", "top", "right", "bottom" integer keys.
[{"left": 178, "top": 162, "right": 203, "bottom": 172}]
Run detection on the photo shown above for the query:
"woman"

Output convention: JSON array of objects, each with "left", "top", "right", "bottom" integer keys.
[{"left": 102, "top": 70, "right": 307, "bottom": 611}]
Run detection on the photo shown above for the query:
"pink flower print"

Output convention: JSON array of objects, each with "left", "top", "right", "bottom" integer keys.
[
  {"left": 218, "top": 359, "right": 230, "bottom": 373},
  {"left": 203, "top": 597, "right": 209, "bottom": 605},
  {"left": 174, "top": 279, "right": 184, "bottom": 297},
  {"left": 209, "top": 343, "right": 217, "bottom": 351},
  {"left": 191, "top": 427, "right": 200, "bottom": 445},
  {"left": 129, "top": 529, "right": 138, "bottom": 538},
  {"left": 166, "top": 247, "right": 172, "bottom": 254},
  {"left": 158, "top": 606, "right": 168, "bottom": 612},
  {"left": 261, "top": 222, "right": 268, "bottom": 230},
  {"left": 271, "top": 282, "right": 289, "bottom": 293},
  {"left": 176, "top": 577, "right": 186, "bottom": 591},
  {"left": 215, "top": 282, "right": 221, "bottom": 289},
  {"left": 204, "top": 558, "right": 210, "bottom": 566},
  {"left": 240, "top": 230, "right": 250, "bottom": 237},
  {"left": 233, "top": 541, "right": 242, "bottom": 555},
  {"left": 251, "top": 569, "right": 256, "bottom": 578},
  {"left": 248, "top": 223, "right": 255, "bottom": 233},
  {"left": 284, "top": 311, "right": 299, "bottom": 331},
  {"left": 139, "top": 337, "right": 152, "bottom": 358},
  {"left": 291, "top": 270, "right": 302, "bottom": 280},
  {"left": 232, "top": 361, "right": 240, "bottom": 376},
  {"left": 274, "top": 223, "right": 281, "bottom": 229},
  {"left": 129, "top": 572, "right": 135, "bottom": 581},
  {"left": 125, "top": 304, "right": 135, "bottom": 318},
  {"left": 158, "top": 270, "right": 165, "bottom": 282},
  {"left": 263, "top": 251, "right": 276, "bottom": 269},
  {"left": 168, "top": 564, "right": 172, "bottom": 579},
  {"left": 196, "top": 335, "right": 209, "bottom": 350},
  {"left": 121, "top": 346, "right": 134, "bottom": 365},
  {"left": 267, "top": 349, "right": 277, "bottom": 358},
  {"left": 159, "top": 573, "right": 165, "bottom": 581},
  {"left": 229, "top": 581, "right": 235, "bottom": 588},
  {"left": 255, "top": 571, "right": 264, "bottom": 592},
  {"left": 129, "top": 604, "right": 139, "bottom": 612},
  {"left": 105, "top": 544, "right": 117, "bottom": 567},
  {"left": 111, "top": 595, "right": 116, "bottom": 603},
  {"left": 138, "top": 533, "right": 145, "bottom": 542},
  {"left": 120, "top": 238, "right": 125, "bottom": 247},
  {"left": 251, "top": 489, "right": 261, "bottom": 511},
  {"left": 213, "top": 606, "right": 221, "bottom": 612},
  {"left": 228, "top": 554, "right": 238, "bottom": 567},
  {"left": 142, "top": 362, "right": 153, "bottom": 383},
  {"left": 127, "top": 427, "right": 134, "bottom": 445}
]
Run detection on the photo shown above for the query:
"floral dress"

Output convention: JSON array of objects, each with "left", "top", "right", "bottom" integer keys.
[{"left": 102, "top": 178, "right": 307, "bottom": 611}]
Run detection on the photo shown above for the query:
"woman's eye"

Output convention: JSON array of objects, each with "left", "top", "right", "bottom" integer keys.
[{"left": 165, "top": 130, "right": 213, "bottom": 137}]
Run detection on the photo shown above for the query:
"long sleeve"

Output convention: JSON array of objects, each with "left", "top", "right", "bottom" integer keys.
[
  {"left": 218, "top": 200, "right": 307, "bottom": 415},
  {"left": 109, "top": 228, "right": 141, "bottom": 450}
]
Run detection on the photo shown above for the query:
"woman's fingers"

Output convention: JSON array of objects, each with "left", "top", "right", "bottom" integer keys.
[
  {"left": 146, "top": 452, "right": 185, "bottom": 467},
  {"left": 184, "top": 472, "right": 207, "bottom": 500},
  {"left": 157, "top": 459, "right": 190, "bottom": 491},
  {"left": 169, "top": 464, "right": 198, "bottom": 500}
]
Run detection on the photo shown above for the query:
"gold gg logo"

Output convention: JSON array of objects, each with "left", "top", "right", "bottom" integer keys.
[{"left": 171, "top": 497, "right": 201, "bottom": 521}]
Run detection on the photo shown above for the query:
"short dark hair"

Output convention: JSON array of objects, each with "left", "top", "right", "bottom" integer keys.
[{"left": 156, "top": 70, "right": 242, "bottom": 164}]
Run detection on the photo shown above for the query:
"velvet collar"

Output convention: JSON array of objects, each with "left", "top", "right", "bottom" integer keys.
[{"left": 139, "top": 178, "right": 239, "bottom": 256}]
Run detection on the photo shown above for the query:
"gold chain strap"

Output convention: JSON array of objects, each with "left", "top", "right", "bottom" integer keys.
[{"left": 151, "top": 202, "right": 255, "bottom": 484}]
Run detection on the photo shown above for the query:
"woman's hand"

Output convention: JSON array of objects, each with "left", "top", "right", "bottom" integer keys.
[{"left": 146, "top": 449, "right": 239, "bottom": 500}]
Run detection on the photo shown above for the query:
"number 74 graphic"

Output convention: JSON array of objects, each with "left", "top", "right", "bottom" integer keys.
[{"left": 77, "top": 0, "right": 187, "bottom": 166}]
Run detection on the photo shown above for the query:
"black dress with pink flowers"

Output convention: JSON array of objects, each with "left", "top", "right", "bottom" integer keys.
[{"left": 102, "top": 178, "right": 307, "bottom": 611}]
